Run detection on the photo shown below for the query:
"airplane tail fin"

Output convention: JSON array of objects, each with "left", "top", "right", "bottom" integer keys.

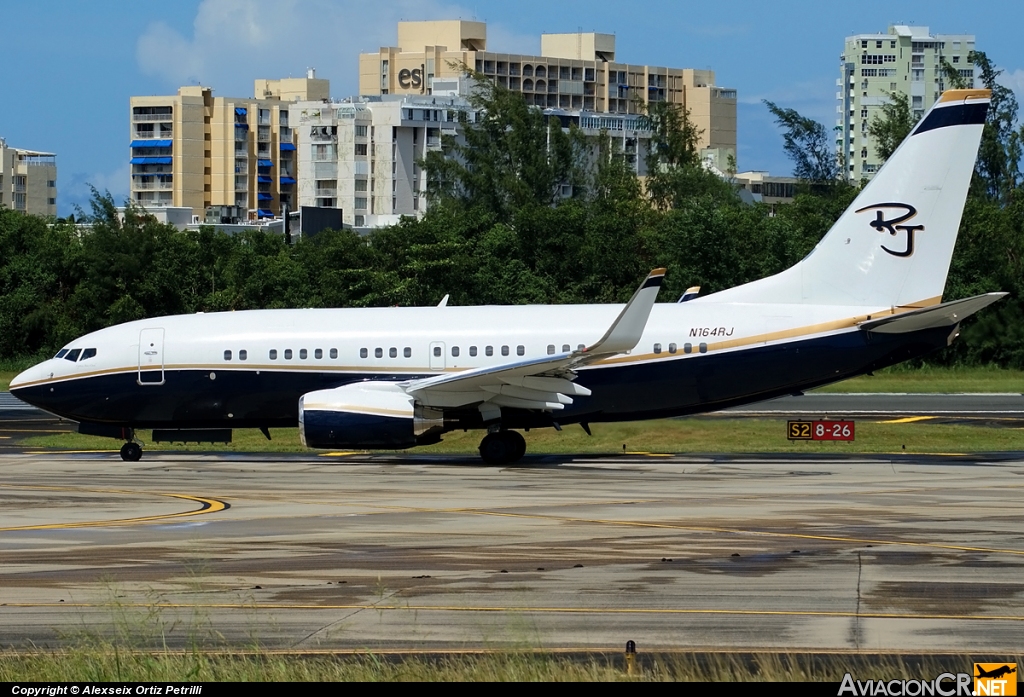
[{"left": 706, "top": 89, "right": 991, "bottom": 308}]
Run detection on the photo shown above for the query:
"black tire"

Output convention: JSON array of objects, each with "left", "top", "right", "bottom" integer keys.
[
  {"left": 479, "top": 431, "right": 525, "bottom": 465},
  {"left": 507, "top": 430, "right": 526, "bottom": 462},
  {"left": 120, "top": 442, "right": 142, "bottom": 462}
]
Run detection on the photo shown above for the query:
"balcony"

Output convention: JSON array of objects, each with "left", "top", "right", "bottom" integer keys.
[
  {"left": 133, "top": 113, "right": 173, "bottom": 122},
  {"left": 315, "top": 187, "right": 338, "bottom": 197},
  {"left": 132, "top": 180, "right": 174, "bottom": 191}
]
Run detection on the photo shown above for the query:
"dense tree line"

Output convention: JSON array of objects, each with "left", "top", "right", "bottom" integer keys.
[{"left": 1, "top": 68, "right": 1022, "bottom": 367}]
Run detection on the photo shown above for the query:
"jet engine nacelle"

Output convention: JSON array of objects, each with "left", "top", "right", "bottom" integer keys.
[{"left": 298, "top": 381, "right": 444, "bottom": 449}]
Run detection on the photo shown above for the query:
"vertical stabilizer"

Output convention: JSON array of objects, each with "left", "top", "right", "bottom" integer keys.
[{"left": 706, "top": 89, "right": 990, "bottom": 308}]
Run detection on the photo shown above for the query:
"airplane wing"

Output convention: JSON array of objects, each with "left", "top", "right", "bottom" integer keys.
[
  {"left": 401, "top": 268, "right": 666, "bottom": 412},
  {"left": 859, "top": 292, "right": 1006, "bottom": 334}
]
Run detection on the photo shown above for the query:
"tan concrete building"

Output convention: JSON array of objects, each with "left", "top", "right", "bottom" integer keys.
[
  {"left": 129, "top": 72, "right": 329, "bottom": 218},
  {"left": 359, "top": 20, "right": 736, "bottom": 156},
  {"left": 0, "top": 137, "right": 57, "bottom": 216},
  {"left": 839, "top": 25, "right": 975, "bottom": 181}
]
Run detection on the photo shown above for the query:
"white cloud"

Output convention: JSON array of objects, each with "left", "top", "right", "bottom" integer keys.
[
  {"left": 60, "top": 163, "right": 130, "bottom": 217},
  {"left": 997, "top": 68, "right": 1024, "bottom": 115},
  {"left": 136, "top": 0, "right": 531, "bottom": 98}
]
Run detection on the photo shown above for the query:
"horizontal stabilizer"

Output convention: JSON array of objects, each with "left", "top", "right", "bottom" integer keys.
[{"left": 859, "top": 293, "right": 1006, "bottom": 334}]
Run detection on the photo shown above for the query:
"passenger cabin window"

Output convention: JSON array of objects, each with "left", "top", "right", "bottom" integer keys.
[
  {"left": 501, "top": 345, "right": 509, "bottom": 356},
  {"left": 80, "top": 348, "right": 97, "bottom": 361},
  {"left": 577, "top": 344, "right": 585, "bottom": 350},
  {"left": 469, "top": 346, "right": 477, "bottom": 357},
  {"left": 562, "top": 344, "right": 570, "bottom": 352},
  {"left": 433, "top": 346, "right": 441, "bottom": 357},
  {"left": 65, "top": 349, "right": 81, "bottom": 362},
  {"left": 315, "top": 349, "right": 323, "bottom": 359},
  {"left": 55, "top": 349, "right": 69, "bottom": 359},
  {"left": 404, "top": 347, "right": 411, "bottom": 358},
  {"left": 547, "top": 344, "right": 555, "bottom": 355},
  {"left": 270, "top": 349, "right": 278, "bottom": 360},
  {"left": 668, "top": 343, "right": 677, "bottom": 354},
  {"left": 375, "top": 348, "right": 383, "bottom": 358},
  {"left": 359, "top": 348, "right": 368, "bottom": 358},
  {"left": 653, "top": 343, "right": 662, "bottom": 354},
  {"left": 390, "top": 347, "right": 397, "bottom": 358},
  {"left": 284, "top": 349, "right": 293, "bottom": 359},
  {"left": 486, "top": 346, "right": 493, "bottom": 356},
  {"left": 451, "top": 346, "right": 460, "bottom": 357},
  {"left": 300, "top": 349, "right": 307, "bottom": 359},
  {"left": 699, "top": 343, "right": 708, "bottom": 353},
  {"left": 683, "top": 343, "right": 692, "bottom": 354},
  {"left": 517, "top": 345, "right": 525, "bottom": 356},
  {"left": 239, "top": 350, "right": 247, "bottom": 360},
  {"left": 330, "top": 348, "right": 338, "bottom": 359},
  {"left": 224, "top": 350, "right": 232, "bottom": 360}
]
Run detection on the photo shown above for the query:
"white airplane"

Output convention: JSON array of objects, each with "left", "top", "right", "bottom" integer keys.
[{"left": 11, "top": 89, "right": 1003, "bottom": 464}]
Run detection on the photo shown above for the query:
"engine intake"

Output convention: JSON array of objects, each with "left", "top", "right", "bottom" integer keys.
[{"left": 299, "top": 382, "right": 443, "bottom": 449}]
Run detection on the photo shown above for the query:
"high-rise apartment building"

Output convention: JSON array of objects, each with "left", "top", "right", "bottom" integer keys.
[
  {"left": 360, "top": 20, "right": 736, "bottom": 158},
  {"left": 129, "top": 73, "right": 329, "bottom": 218},
  {"left": 0, "top": 137, "right": 57, "bottom": 216},
  {"left": 838, "top": 25, "right": 975, "bottom": 181},
  {"left": 294, "top": 84, "right": 654, "bottom": 229}
]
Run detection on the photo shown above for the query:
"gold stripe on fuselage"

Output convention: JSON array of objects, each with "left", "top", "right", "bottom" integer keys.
[{"left": 11, "top": 297, "right": 941, "bottom": 389}]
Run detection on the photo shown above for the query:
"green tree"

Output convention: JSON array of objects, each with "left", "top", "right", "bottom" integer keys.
[
  {"left": 970, "top": 51, "right": 1022, "bottom": 203},
  {"left": 764, "top": 101, "right": 841, "bottom": 183},
  {"left": 868, "top": 92, "right": 919, "bottom": 162},
  {"left": 422, "top": 73, "right": 585, "bottom": 218},
  {"left": 643, "top": 101, "right": 737, "bottom": 209}
]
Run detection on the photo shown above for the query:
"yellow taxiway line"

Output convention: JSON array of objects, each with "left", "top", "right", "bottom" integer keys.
[
  {"left": 0, "top": 484, "right": 229, "bottom": 532},
  {"left": 878, "top": 416, "right": 938, "bottom": 424}
]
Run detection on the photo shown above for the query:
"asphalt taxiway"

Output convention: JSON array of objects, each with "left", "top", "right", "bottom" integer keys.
[{"left": 2, "top": 447, "right": 1024, "bottom": 651}]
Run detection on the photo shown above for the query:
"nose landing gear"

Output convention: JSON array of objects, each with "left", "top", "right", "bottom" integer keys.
[
  {"left": 478, "top": 430, "right": 527, "bottom": 465},
  {"left": 119, "top": 442, "right": 142, "bottom": 461}
]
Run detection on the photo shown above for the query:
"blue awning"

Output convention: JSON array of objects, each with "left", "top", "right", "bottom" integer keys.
[
  {"left": 258, "top": 209, "right": 274, "bottom": 217},
  {"left": 280, "top": 176, "right": 296, "bottom": 185},
  {"left": 130, "top": 139, "right": 172, "bottom": 148},
  {"left": 258, "top": 193, "right": 273, "bottom": 201},
  {"left": 257, "top": 159, "right": 273, "bottom": 167},
  {"left": 235, "top": 107, "right": 247, "bottom": 116},
  {"left": 130, "top": 157, "right": 172, "bottom": 165},
  {"left": 257, "top": 175, "right": 272, "bottom": 183},
  {"left": 280, "top": 143, "right": 296, "bottom": 151}
]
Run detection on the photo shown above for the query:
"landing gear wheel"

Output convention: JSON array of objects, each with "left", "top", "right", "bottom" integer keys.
[
  {"left": 120, "top": 442, "right": 142, "bottom": 462},
  {"left": 479, "top": 430, "right": 526, "bottom": 465}
]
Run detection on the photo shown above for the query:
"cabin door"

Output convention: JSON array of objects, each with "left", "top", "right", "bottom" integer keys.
[
  {"left": 138, "top": 327, "right": 165, "bottom": 385},
  {"left": 429, "top": 341, "right": 446, "bottom": 371}
]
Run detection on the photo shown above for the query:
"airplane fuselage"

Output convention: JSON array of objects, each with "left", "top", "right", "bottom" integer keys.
[{"left": 11, "top": 300, "right": 950, "bottom": 432}]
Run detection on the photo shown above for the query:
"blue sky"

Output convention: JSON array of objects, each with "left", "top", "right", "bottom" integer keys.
[{"left": 2, "top": 0, "right": 1021, "bottom": 216}]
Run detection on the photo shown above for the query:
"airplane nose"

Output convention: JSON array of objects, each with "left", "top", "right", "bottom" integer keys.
[{"left": 9, "top": 361, "right": 50, "bottom": 392}]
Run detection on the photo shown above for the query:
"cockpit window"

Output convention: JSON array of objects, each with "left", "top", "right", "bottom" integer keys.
[
  {"left": 55, "top": 349, "right": 69, "bottom": 359},
  {"left": 80, "top": 348, "right": 97, "bottom": 361},
  {"left": 65, "top": 349, "right": 81, "bottom": 362}
]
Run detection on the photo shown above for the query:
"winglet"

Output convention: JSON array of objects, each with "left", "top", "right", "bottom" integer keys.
[
  {"left": 437, "top": 294, "right": 450, "bottom": 308},
  {"left": 584, "top": 268, "right": 666, "bottom": 356}
]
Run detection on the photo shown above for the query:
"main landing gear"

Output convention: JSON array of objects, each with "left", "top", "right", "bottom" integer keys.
[{"left": 478, "top": 430, "right": 526, "bottom": 465}]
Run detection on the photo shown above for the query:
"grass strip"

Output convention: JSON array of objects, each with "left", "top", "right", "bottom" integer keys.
[
  {"left": 20, "top": 417, "right": 1024, "bottom": 455},
  {"left": 0, "top": 647, "right": 1014, "bottom": 681}
]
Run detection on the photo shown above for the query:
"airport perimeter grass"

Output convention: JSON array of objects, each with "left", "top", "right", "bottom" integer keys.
[
  {"left": 0, "top": 647, "right": 1007, "bottom": 682},
  {"left": 21, "top": 416, "right": 1024, "bottom": 455}
]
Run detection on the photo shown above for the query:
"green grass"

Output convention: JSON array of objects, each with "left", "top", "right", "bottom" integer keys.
[
  {"left": 815, "top": 364, "right": 1024, "bottom": 393},
  {"left": 0, "top": 647, "right": 1003, "bottom": 681},
  {"left": 21, "top": 416, "right": 1024, "bottom": 456}
]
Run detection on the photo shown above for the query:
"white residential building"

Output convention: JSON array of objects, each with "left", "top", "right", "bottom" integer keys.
[
  {"left": 0, "top": 137, "right": 57, "bottom": 216},
  {"left": 838, "top": 25, "right": 975, "bottom": 181}
]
